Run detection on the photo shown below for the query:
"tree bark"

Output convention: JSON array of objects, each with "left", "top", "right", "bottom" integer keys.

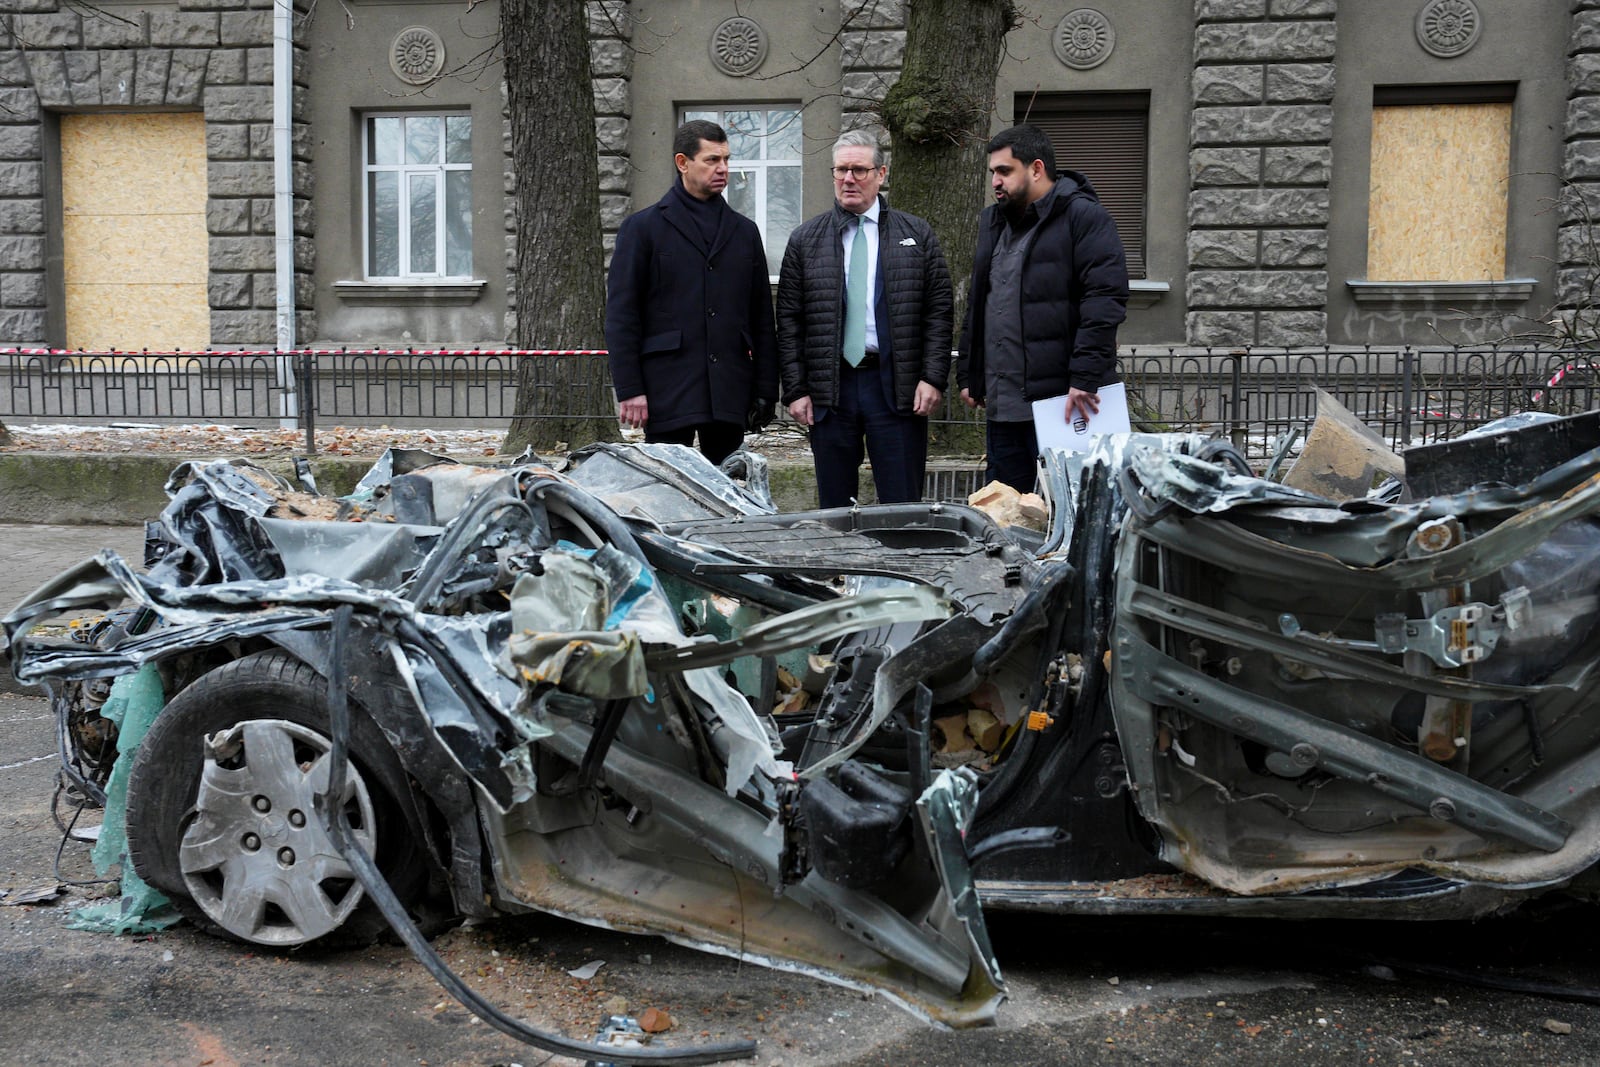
[
  {"left": 501, "top": 0, "right": 613, "bottom": 454},
  {"left": 878, "top": 0, "right": 1017, "bottom": 329}
]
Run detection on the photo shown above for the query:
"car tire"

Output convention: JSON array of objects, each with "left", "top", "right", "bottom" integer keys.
[{"left": 125, "top": 650, "right": 428, "bottom": 948}]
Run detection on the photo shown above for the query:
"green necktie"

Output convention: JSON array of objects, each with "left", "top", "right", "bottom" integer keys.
[{"left": 843, "top": 217, "right": 869, "bottom": 366}]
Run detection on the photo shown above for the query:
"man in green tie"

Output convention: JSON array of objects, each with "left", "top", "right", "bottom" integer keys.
[{"left": 776, "top": 130, "right": 953, "bottom": 509}]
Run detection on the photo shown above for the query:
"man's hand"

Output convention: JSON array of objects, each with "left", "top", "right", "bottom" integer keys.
[
  {"left": 618, "top": 395, "right": 648, "bottom": 429},
  {"left": 747, "top": 397, "right": 776, "bottom": 432},
  {"left": 959, "top": 387, "right": 983, "bottom": 410},
  {"left": 913, "top": 380, "right": 942, "bottom": 416},
  {"left": 1061, "top": 387, "right": 1099, "bottom": 430},
  {"left": 788, "top": 395, "right": 814, "bottom": 427}
]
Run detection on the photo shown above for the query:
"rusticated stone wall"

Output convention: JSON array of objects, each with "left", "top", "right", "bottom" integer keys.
[
  {"left": 841, "top": 0, "right": 905, "bottom": 135},
  {"left": 1187, "top": 0, "right": 1336, "bottom": 345},
  {"left": 1562, "top": 0, "right": 1600, "bottom": 322},
  {"left": 590, "top": 0, "right": 631, "bottom": 267},
  {"left": 0, "top": 0, "right": 308, "bottom": 346}
]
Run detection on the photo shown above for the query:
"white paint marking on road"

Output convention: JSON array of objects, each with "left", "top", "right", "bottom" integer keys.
[{"left": 0, "top": 754, "right": 56, "bottom": 771}]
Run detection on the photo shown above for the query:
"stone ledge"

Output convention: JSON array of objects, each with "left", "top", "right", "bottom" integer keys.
[
  {"left": 1346, "top": 279, "right": 1537, "bottom": 308},
  {"left": 333, "top": 279, "right": 487, "bottom": 305},
  {"left": 1129, "top": 280, "right": 1170, "bottom": 310}
]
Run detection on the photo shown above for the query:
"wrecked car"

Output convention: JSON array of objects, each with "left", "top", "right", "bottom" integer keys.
[{"left": 7, "top": 413, "right": 1600, "bottom": 1044}]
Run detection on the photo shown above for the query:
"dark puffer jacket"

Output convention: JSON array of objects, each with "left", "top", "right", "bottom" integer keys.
[
  {"left": 957, "top": 172, "right": 1129, "bottom": 403},
  {"left": 776, "top": 197, "right": 953, "bottom": 412}
]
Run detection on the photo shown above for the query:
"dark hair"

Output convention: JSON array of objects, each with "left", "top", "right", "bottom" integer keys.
[
  {"left": 674, "top": 120, "right": 728, "bottom": 160},
  {"left": 985, "top": 124, "right": 1056, "bottom": 180}
]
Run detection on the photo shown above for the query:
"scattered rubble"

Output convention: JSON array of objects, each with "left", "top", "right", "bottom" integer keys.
[{"left": 966, "top": 480, "right": 1049, "bottom": 530}]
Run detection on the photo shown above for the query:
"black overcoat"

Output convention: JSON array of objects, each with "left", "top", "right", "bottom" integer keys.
[{"left": 605, "top": 185, "right": 779, "bottom": 434}]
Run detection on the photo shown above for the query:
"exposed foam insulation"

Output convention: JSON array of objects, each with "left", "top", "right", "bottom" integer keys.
[
  {"left": 61, "top": 113, "right": 209, "bottom": 351},
  {"left": 1366, "top": 102, "right": 1511, "bottom": 282}
]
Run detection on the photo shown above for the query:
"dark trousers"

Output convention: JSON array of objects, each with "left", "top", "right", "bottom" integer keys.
[
  {"left": 810, "top": 362, "right": 927, "bottom": 509},
  {"left": 645, "top": 420, "right": 746, "bottom": 465},
  {"left": 985, "top": 418, "right": 1039, "bottom": 493}
]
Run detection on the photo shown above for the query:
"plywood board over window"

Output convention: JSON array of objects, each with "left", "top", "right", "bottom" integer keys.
[
  {"left": 1367, "top": 100, "right": 1511, "bottom": 282},
  {"left": 61, "top": 113, "right": 209, "bottom": 350}
]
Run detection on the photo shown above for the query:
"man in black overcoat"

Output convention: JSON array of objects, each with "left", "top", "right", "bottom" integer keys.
[{"left": 605, "top": 120, "right": 779, "bottom": 464}]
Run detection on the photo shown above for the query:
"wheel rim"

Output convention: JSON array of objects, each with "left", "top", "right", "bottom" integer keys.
[{"left": 177, "top": 718, "right": 378, "bottom": 945}]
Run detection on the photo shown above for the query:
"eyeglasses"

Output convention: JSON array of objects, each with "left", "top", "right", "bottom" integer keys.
[{"left": 831, "top": 165, "right": 879, "bottom": 180}]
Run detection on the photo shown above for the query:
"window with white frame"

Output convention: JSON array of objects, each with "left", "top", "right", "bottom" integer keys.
[
  {"left": 681, "top": 106, "right": 801, "bottom": 277},
  {"left": 364, "top": 112, "right": 473, "bottom": 279}
]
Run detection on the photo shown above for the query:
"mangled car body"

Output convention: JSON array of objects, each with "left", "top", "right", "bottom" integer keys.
[{"left": 8, "top": 414, "right": 1600, "bottom": 1034}]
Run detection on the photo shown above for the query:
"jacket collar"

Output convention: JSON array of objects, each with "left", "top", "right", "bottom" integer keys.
[
  {"left": 984, "top": 176, "right": 1079, "bottom": 234},
  {"left": 832, "top": 194, "right": 887, "bottom": 231},
  {"left": 658, "top": 180, "right": 733, "bottom": 258}
]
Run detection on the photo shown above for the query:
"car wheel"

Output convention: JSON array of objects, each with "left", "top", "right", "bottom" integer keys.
[{"left": 125, "top": 651, "right": 427, "bottom": 947}]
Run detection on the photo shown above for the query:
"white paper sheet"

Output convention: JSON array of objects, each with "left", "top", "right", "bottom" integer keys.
[{"left": 1029, "top": 382, "right": 1131, "bottom": 452}]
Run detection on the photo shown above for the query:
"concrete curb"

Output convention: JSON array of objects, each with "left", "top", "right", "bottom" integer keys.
[
  {"left": 0, "top": 453, "right": 384, "bottom": 525},
  {"left": 0, "top": 451, "right": 986, "bottom": 525}
]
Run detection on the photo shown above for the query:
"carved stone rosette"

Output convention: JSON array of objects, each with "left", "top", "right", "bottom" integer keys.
[
  {"left": 1053, "top": 9, "right": 1115, "bottom": 71},
  {"left": 709, "top": 16, "right": 768, "bottom": 77},
  {"left": 1415, "top": 0, "right": 1482, "bottom": 59},
  {"left": 391, "top": 26, "right": 446, "bottom": 85}
]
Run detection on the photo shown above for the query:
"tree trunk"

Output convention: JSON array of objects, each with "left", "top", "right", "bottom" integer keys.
[
  {"left": 879, "top": 0, "right": 1017, "bottom": 327},
  {"left": 501, "top": 0, "right": 614, "bottom": 454},
  {"left": 878, "top": 0, "right": 1016, "bottom": 451}
]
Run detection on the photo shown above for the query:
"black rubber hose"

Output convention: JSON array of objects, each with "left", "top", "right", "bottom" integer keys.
[
  {"left": 972, "top": 559, "right": 1077, "bottom": 678},
  {"left": 318, "top": 605, "right": 756, "bottom": 1065}
]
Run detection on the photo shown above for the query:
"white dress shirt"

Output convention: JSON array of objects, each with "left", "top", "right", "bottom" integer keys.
[{"left": 843, "top": 200, "right": 881, "bottom": 353}]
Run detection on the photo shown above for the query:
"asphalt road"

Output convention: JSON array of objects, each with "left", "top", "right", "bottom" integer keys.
[{"left": 5, "top": 683, "right": 1600, "bottom": 1066}]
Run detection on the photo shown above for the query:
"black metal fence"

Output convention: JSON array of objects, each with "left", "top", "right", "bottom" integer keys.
[{"left": 4, "top": 345, "right": 1598, "bottom": 461}]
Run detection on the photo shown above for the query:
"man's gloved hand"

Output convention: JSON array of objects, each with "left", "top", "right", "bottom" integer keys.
[{"left": 746, "top": 397, "right": 776, "bottom": 432}]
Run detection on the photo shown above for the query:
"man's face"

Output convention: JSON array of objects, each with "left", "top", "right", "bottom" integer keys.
[
  {"left": 988, "top": 148, "right": 1046, "bottom": 213},
  {"left": 677, "top": 139, "right": 730, "bottom": 200},
  {"left": 832, "top": 145, "right": 885, "bottom": 214}
]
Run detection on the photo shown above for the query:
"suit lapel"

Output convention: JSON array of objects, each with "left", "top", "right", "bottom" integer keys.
[
  {"left": 658, "top": 198, "right": 704, "bottom": 257},
  {"left": 708, "top": 201, "right": 735, "bottom": 260}
]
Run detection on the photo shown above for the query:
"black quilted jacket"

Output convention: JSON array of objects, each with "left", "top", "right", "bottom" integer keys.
[
  {"left": 775, "top": 197, "right": 953, "bottom": 412},
  {"left": 957, "top": 172, "right": 1129, "bottom": 402}
]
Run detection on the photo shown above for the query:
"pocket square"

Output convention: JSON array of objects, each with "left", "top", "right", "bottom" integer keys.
[{"left": 899, "top": 237, "right": 917, "bottom": 246}]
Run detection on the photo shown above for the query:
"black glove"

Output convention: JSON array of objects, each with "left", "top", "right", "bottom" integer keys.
[{"left": 746, "top": 397, "right": 776, "bottom": 432}]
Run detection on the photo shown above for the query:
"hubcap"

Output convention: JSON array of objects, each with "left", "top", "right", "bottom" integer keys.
[{"left": 177, "top": 719, "right": 378, "bottom": 945}]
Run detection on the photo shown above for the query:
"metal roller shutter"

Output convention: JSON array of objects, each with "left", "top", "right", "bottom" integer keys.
[{"left": 1020, "top": 94, "right": 1148, "bottom": 279}]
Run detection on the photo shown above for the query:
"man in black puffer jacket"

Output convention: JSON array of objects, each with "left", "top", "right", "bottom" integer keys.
[
  {"left": 777, "top": 130, "right": 953, "bottom": 508},
  {"left": 957, "top": 124, "right": 1129, "bottom": 492}
]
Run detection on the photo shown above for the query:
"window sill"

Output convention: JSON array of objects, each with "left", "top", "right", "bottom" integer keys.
[
  {"left": 1345, "top": 279, "right": 1536, "bottom": 308},
  {"left": 334, "top": 280, "right": 486, "bottom": 306},
  {"left": 1128, "top": 280, "right": 1169, "bottom": 310}
]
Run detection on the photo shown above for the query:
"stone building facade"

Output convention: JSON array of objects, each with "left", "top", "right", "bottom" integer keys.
[{"left": 0, "top": 0, "right": 1591, "bottom": 351}]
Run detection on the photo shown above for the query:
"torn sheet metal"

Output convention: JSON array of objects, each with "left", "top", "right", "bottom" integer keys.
[
  {"left": 1107, "top": 416, "right": 1600, "bottom": 897},
  {"left": 26, "top": 412, "right": 1600, "bottom": 1020},
  {"left": 565, "top": 443, "right": 776, "bottom": 522}
]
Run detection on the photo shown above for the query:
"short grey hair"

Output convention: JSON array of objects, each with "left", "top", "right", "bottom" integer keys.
[{"left": 832, "top": 129, "right": 885, "bottom": 169}]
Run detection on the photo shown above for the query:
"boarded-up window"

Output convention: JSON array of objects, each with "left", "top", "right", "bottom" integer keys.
[
  {"left": 61, "top": 113, "right": 209, "bottom": 350},
  {"left": 1367, "top": 85, "right": 1514, "bottom": 281},
  {"left": 1018, "top": 92, "right": 1148, "bottom": 279}
]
